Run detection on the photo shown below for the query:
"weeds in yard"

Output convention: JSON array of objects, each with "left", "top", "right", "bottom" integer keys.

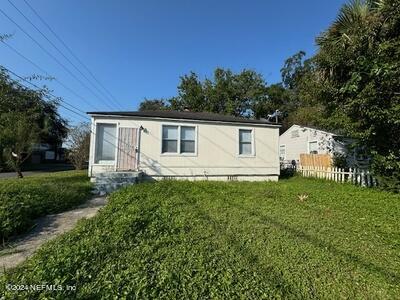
[
  {"left": 297, "top": 193, "right": 309, "bottom": 202},
  {"left": 0, "top": 177, "right": 399, "bottom": 299}
]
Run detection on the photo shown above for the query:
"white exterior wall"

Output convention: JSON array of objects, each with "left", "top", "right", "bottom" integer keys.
[
  {"left": 89, "top": 115, "right": 280, "bottom": 181},
  {"left": 279, "top": 125, "right": 343, "bottom": 162}
]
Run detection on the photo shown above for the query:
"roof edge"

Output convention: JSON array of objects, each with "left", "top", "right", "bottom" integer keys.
[{"left": 87, "top": 112, "right": 281, "bottom": 127}]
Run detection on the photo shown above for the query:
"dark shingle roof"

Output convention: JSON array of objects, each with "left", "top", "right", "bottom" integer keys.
[{"left": 87, "top": 110, "right": 280, "bottom": 126}]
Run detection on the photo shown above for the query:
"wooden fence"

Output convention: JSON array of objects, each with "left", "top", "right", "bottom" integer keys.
[
  {"left": 298, "top": 166, "right": 378, "bottom": 187},
  {"left": 300, "top": 154, "right": 332, "bottom": 168}
]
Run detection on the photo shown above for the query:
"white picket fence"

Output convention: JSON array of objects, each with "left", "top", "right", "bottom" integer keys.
[{"left": 298, "top": 166, "right": 378, "bottom": 187}]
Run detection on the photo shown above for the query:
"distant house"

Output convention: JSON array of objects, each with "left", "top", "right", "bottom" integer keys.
[
  {"left": 87, "top": 110, "right": 281, "bottom": 183},
  {"left": 279, "top": 124, "right": 366, "bottom": 167},
  {"left": 30, "top": 143, "right": 65, "bottom": 164}
]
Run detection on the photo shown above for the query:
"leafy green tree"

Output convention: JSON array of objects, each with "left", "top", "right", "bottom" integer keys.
[
  {"left": 169, "top": 68, "right": 270, "bottom": 117},
  {"left": 314, "top": 0, "right": 400, "bottom": 190},
  {"left": 170, "top": 72, "right": 206, "bottom": 112},
  {"left": 281, "top": 50, "right": 307, "bottom": 90},
  {"left": 139, "top": 98, "right": 169, "bottom": 111},
  {"left": 0, "top": 67, "right": 68, "bottom": 177},
  {"left": 0, "top": 112, "right": 40, "bottom": 178},
  {"left": 271, "top": 52, "right": 327, "bottom": 130}
]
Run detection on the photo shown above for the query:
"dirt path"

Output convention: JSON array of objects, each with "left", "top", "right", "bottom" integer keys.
[{"left": 0, "top": 196, "right": 107, "bottom": 272}]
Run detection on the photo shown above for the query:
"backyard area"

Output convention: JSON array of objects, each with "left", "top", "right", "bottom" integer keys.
[{"left": 1, "top": 177, "right": 399, "bottom": 298}]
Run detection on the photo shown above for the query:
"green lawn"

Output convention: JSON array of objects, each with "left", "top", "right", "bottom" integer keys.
[
  {"left": 1, "top": 177, "right": 399, "bottom": 298},
  {"left": 0, "top": 170, "right": 92, "bottom": 240}
]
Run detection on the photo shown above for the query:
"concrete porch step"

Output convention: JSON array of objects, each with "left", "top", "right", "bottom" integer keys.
[
  {"left": 93, "top": 177, "right": 138, "bottom": 184},
  {"left": 92, "top": 171, "right": 143, "bottom": 195},
  {"left": 95, "top": 171, "right": 142, "bottom": 178}
]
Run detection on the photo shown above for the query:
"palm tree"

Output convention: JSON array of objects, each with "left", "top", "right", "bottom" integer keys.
[{"left": 316, "top": 0, "right": 384, "bottom": 48}]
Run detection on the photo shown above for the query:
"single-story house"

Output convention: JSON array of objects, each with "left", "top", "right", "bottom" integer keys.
[
  {"left": 279, "top": 124, "right": 367, "bottom": 167},
  {"left": 87, "top": 110, "right": 281, "bottom": 182}
]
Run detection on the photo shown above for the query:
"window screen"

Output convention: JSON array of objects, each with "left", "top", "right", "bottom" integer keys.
[
  {"left": 162, "top": 125, "right": 178, "bottom": 153},
  {"left": 180, "top": 126, "right": 195, "bottom": 153},
  {"left": 95, "top": 124, "right": 117, "bottom": 163},
  {"left": 239, "top": 129, "right": 253, "bottom": 155}
]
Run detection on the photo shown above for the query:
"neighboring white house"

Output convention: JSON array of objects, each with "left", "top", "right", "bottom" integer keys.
[
  {"left": 279, "top": 124, "right": 349, "bottom": 164},
  {"left": 88, "top": 110, "right": 281, "bottom": 182}
]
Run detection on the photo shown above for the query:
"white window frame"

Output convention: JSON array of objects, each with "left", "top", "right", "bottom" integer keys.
[
  {"left": 308, "top": 140, "right": 318, "bottom": 154},
  {"left": 279, "top": 144, "right": 286, "bottom": 161},
  {"left": 160, "top": 124, "right": 198, "bottom": 157},
  {"left": 237, "top": 128, "right": 255, "bottom": 157},
  {"left": 93, "top": 122, "right": 119, "bottom": 166}
]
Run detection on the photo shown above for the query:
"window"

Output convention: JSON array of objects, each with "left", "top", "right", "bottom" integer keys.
[
  {"left": 309, "top": 141, "right": 318, "bottom": 154},
  {"left": 95, "top": 124, "right": 117, "bottom": 163},
  {"left": 162, "top": 125, "right": 178, "bottom": 153},
  {"left": 239, "top": 129, "right": 253, "bottom": 155},
  {"left": 162, "top": 125, "right": 196, "bottom": 154},
  {"left": 279, "top": 145, "right": 286, "bottom": 161},
  {"left": 180, "top": 126, "right": 195, "bottom": 153}
]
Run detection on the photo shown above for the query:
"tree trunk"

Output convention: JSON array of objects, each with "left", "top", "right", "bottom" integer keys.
[
  {"left": 17, "top": 170, "right": 24, "bottom": 178},
  {"left": 14, "top": 157, "right": 23, "bottom": 178}
]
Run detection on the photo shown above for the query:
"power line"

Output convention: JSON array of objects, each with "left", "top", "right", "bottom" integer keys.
[
  {"left": 3, "top": 66, "right": 136, "bottom": 156},
  {"left": 0, "top": 41, "right": 95, "bottom": 110},
  {"left": 0, "top": 6, "right": 115, "bottom": 110},
  {"left": 2, "top": 65, "right": 88, "bottom": 118},
  {"left": 22, "top": 0, "right": 125, "bottom": 109},
  {"left": 9, "top": 0, "right": 123, "bottom": 110}
]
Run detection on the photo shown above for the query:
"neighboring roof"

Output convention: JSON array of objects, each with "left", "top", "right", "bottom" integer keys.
[
  {"left": 87, "top": 110, "right": 280, "bottom": 126},
  {"left": 280, "top": 124, "right": 343, "bottom": 137}
]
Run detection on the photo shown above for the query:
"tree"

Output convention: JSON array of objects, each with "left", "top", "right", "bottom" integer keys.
[
  {"left": 139, "top": 98, "right": 169, "bottom": 111},
  {"left": 270, "top": 52, "right": 327, "bottom": 131},
  {"left": 312, "top": 0, "right": 400, "bottom": 190},
  {"left": 169, "top": 72, "right": 207, "bottom": 112},
  {"left": 162, "top": 68, "right": 270, "bottom": 118},
  {"left": 0, "top": 67, "right": 68, "bottom": 177},
  {"left": 0, "top": 112, "right": 40, "bottom": 178},
  {"left": 281, "top": 50, "right": 306, "bottom": 90},
  {"left": 67, "top": 123, "right": 91, "bottom": 170}
]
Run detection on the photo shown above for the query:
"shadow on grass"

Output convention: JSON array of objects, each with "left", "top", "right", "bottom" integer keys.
[
  {"left": 193, "top": 203, "right": 301, "bottom": 298},
  {"left": 237, "top": 205, "right": 399, "bottom": 284}
]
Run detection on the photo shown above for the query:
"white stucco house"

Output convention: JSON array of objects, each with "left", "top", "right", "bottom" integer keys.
[
  {"left": 87, "top": 110, "right": 281, "bottom": 185},
  {"left": 279, "top": 124, "right": 366, "bottom": 167}
]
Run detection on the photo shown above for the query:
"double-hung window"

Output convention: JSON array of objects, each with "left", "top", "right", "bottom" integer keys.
[
  {"left": 162, "top": 125, "right": 196, "bottom": 154},
  {"left": 238, "top": 129, "right": 254, "bottom": 156},
  {"left": 180, "top": 126, "right": 196, "bottom": 153}
]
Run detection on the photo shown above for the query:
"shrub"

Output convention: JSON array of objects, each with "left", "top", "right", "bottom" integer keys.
[
  {"left": 0, "top": 171, "right": 92, "bottom": 240},
  {"left": 371, "top": 152, "right": 400, "bottom": 193},
  {"left": 332, "top": 152, "right": 348, "bottom": 169},
  {"left": 279, "top": 167, "right": 296, "bottom": 179}
]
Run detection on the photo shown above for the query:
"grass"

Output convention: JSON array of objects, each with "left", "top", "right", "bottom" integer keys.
[
  {"left": 0, "top": 170, "right": 92, "bottom": 240},
  {"left": 1, "top": 177, "right": 399, "bottom": 299}
]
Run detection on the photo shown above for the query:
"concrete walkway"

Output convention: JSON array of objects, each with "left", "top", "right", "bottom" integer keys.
[{"left": 0, "top": 196, "right": 107, "bottom": 272}]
